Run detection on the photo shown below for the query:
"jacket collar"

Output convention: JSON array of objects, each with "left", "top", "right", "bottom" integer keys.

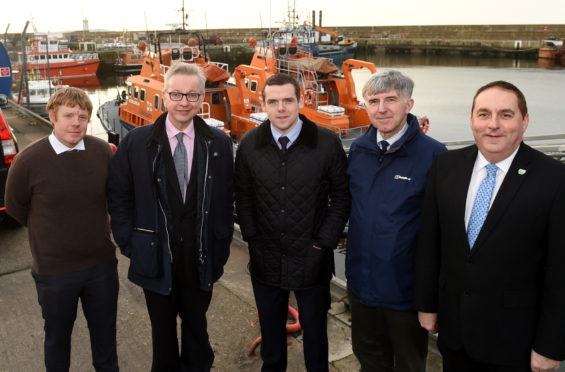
[
  {"left": 147, "top": 113, "right": 216, "bottom": 145},
  {"left": 255, "top": 113, "right": 318, "bottom": 150},
  {"left": 356, "top": 113, "right": 421, "bottom": 155}
]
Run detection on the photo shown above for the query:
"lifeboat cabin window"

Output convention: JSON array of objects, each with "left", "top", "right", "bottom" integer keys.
[
  {"left": 133, "top": 87, "right": 139, "bottom": 99},
  {"left": 127, "top": 86, "right": 133, "bottom": 97},
  {"left": 154, "top": 95, "right": 160, "bottom": 110},
  {"left": 171, "top": 48, "right": 181, "bottom": 61},
  {"left": 40, "top": 55, "right": 46, "bottom": 60},
  {"left": 182, "top": 48, "right": 193, "bottom": 61},
  {"left": 161, "top": 98, "right": 165, "bottom": 112},
  {"left": 211, "top": 92, "right": 221, "bottom": 105},
  {"left": 250, "top": 81, "right": 258, "bottom": 93},
  {"left": 140, "top": 89, "right": 146, "bottom": 102}
]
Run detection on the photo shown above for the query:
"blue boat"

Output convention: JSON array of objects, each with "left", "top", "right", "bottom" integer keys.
[
  {"left": 0, "top": 41, "right": 13, "bottom": 99},
  {"left": 261, "top": 24, "right": 357, "bottom": 67}
]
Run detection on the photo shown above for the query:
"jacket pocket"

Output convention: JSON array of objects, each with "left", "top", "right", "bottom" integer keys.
[
  {"left": 129, "top": 230, "right": 160, "bottom": 278},
  {"left": 211, "top": 226, "right": 233, "bottom": 272}
]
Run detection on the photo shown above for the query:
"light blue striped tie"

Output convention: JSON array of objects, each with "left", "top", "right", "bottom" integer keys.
[
  {"left": 467, "top": 164, "right": 498, "bottom": 248},
  {"left": 173, "top": 132, "right": 188, "bottom": 199}
]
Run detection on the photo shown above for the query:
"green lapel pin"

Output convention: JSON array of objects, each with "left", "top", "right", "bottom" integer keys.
[{"left": 518, "top": 169, "right": 526, "bottom": 175}]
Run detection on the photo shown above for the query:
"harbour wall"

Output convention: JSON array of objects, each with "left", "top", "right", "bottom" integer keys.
[{"left": 5, "top": 24, "right": 565, "bottom": 58}]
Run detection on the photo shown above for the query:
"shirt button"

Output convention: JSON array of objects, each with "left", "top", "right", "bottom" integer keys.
[
  {"left": 205, "top": 210, "right": 209, "bottom": 214},
  {"left": 208, "top": 175, "right": 212, "bottom": 179},
  {"left": 157, "top": 178, "right": 162, "bottom": 182},
  {"left": 281, "top": 162, "right": 285, "bottom": 166},
  {"left": 281, "top": 186, "right": 285, "bottom": 190},
  {"left": 281, "top": 209, "right": 285, "bottom": 213}
]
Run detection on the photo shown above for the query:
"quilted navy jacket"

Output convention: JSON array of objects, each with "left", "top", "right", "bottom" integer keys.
[{"left": 235, "top": 115, "right": 350, "bottom": 289}]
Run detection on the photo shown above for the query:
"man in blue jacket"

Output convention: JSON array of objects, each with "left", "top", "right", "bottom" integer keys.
[
  {"left": 107, "top": 63, "right": 234, "bottom": 372},
  {"left": 346, "top": 70, "right": 446, "bottom": 372}
]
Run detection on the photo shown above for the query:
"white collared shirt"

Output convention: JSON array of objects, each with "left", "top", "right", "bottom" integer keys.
[
  {"left": 48, "top": 133, "right": 85, "bottom": 154},
  {"left": 464, "top": 147, "right": 519, "bottom": 228},
  {"left": 376, "top": 122, "right": 408, "bottom": 150},
  {"left": 271, "top": 118, "right": 303, "bottom": 149}
]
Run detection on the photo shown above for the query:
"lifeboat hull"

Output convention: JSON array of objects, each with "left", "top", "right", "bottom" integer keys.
[{"left": 27, "top": 60, "right": 99, "bottom": 78}]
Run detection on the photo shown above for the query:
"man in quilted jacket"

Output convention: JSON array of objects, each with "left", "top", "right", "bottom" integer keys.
[{"left": 235, "top": 73, "right": 350, "bottom": 372}]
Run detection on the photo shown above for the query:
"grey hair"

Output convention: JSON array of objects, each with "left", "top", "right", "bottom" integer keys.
[
  {"left": 164, "top": 62, "right": 206, "bottom": 93},
  {"left": 362, "top": 70, "right": 414, "bottom": 100}
]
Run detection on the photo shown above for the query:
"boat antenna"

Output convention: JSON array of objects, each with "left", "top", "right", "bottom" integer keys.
[
  {"left": 3, "top": 24, "right": 9, "bottom": 45},
  {"left": 181, "top": 0, "right": 187, "bottom": 31},
  {"left": 205, "top": 11, "right": 209, "bottom": 41},
  {"left": 18, "top": 21, "right": 30, "bottom": 110}
]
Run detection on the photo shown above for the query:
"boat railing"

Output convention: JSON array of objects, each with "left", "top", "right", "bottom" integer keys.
[
  {"left": 210, "top": 61, "right": 229, "bottom": 71},
  {"left": 275, "top": 57, "right": 328, "bottom": 107},
  {"left": 160, "top": 64, "right": 170, "bottom": 77},
  {"left": 70, "top": 53, "right": 99, "bottom": 61},
  {"left": 199, "top": 102, "right": 211, "bottom": 119},
  {"left": 444, "top": 133, "right": 565, "bottom": 164}
]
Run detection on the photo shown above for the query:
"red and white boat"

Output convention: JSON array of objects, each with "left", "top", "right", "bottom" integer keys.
[{"left": 19, "top": 38, "right": 99, "bottom": 79}]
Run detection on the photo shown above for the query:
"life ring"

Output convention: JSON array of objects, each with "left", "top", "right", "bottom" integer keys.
[
  {"left": 248, "top": 305, "right": 301, "bottom": 356},
  {"left": 419, "top": 116, "right": 430, "bottom": 134},
  {"left": 303, "top": 89, "right": 315, "bottom": 107}
]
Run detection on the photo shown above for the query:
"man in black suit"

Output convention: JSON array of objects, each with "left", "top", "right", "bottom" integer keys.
[
  {"left": 415, "top": 81, "right": 565, "bottom": 372},
  {"left": 108, "top": 63, "right": 234, "bottom": 371}
]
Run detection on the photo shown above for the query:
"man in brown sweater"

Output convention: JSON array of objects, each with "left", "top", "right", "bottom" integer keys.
[{"left": 5, "top": 87, "right": 119, "bottom": 372}]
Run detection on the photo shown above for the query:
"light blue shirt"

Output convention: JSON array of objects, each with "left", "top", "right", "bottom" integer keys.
[{"left": 270, "top": 118, "right": 303, "bottom": 150}]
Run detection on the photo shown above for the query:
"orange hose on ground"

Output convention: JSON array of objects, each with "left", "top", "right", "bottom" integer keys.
[{"left": 248, "top": 305, "right": 301, "bottom": 356}]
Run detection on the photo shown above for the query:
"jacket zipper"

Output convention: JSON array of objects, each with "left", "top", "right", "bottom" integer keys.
[
  {"left": 153, "top": 144, "right": 173, "bottom": 264},
  {"left": 199, "top": 139, "right": 209, "bottom": 265}
]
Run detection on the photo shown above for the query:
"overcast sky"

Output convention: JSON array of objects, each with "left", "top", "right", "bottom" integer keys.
[{"left": 2, "top": 0, "right": 565, "bottom": 34}]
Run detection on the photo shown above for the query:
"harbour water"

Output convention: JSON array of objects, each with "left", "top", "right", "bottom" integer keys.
[{"left": 87, "top": 52, "right": 565, "bottom": 144}]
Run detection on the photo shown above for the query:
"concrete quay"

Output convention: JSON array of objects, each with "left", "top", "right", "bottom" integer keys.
[
  {"left": 5, "top": 24, "right": 565, "bottom": 61},
  {"left": 0, "top": 104, "right": 444, "bottom": 371}
]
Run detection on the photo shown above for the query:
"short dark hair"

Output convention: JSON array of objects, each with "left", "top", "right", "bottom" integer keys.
[
  {"left": 471, "top": 81, "right": 528, "bottom": 117},
  {"left": 262, "top": 73, "right": 301, "bottom": 101}
]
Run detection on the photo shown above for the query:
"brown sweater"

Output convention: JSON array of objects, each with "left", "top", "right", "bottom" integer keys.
[{"left": 5, "top": 136, "right": 116, "bottom": 274}]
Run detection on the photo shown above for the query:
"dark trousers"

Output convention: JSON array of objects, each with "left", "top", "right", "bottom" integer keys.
[
  {"left": 438, "top": 343, "right": 530, "bottom": 372},
  {"left": 32, "top": 259, "right": 119, "bottom": 372},
  {"left": 349, "top": 291, "right": 428, "bottom": 372},
  {"left": 251, "top": 277, "right": 331, "bottom": 372},
  {"left": 143, "top": 258, "right": 214, "bottom": 372}
]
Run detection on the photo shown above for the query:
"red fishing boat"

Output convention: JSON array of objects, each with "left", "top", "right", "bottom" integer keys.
[{"left": 18, "top": 38, "right": 99, "bottom": 79}]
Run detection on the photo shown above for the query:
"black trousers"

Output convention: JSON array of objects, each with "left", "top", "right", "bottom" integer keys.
[
  {"left": 438, "top": 342, "right": 530, "bottom": 372},
  {"left": 251, "top": 277, "right": 331, "bottom": 372},
  {"left": 143, "top": 256, "right": 214, "bottom": 372},
  {"left": 349, "top": 291, "right": 428, "bottom": 372},
  {"left": 32, "top": 259, "right": 119, "bottom": 372}
]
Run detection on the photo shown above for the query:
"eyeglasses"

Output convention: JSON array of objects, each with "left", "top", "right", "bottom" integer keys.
[{"left": 167, "top": 91, "right": 202, "bottom": 102}]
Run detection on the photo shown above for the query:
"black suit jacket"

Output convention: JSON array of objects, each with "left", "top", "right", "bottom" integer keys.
[{"left": 414, "top": 143, "right": 565, "bottom": 366}]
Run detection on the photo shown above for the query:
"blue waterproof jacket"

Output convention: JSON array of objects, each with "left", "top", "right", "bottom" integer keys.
[{"left": 346, "top": 114, "right": 446, "bottom": 310}]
